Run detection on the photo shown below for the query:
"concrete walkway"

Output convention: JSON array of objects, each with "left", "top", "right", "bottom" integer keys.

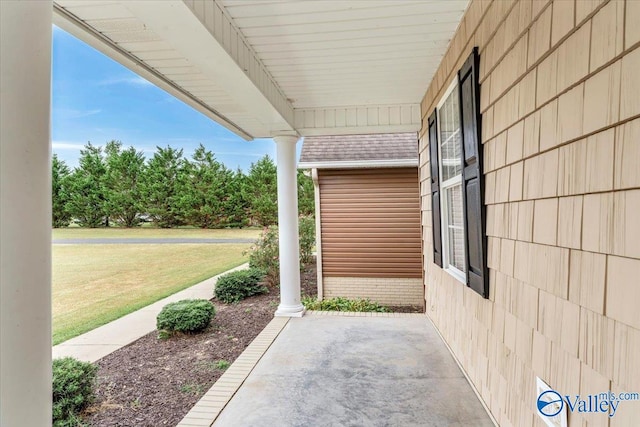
[
  {"left": 180, "top": 312, "right": 495, "bottom": 427},
  {"left": 52, "top": 263, "right": 249, "bottom": 362}
]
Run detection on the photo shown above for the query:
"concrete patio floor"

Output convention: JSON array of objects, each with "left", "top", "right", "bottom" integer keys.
[{"left": 207, "top": 313, "right": 494, "bottom": 427}]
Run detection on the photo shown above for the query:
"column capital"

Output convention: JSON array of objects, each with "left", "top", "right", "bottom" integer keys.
[{"left": 272, "top": 134, "right": 300, "bottom": 145}]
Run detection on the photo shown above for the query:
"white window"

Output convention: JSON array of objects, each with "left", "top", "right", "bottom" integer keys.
[
  {"left": 436, "top": 80, "right": 466, "bottom": 282},
  {"left": 428, "top": 48, "right": 487, "bottom": 297}
]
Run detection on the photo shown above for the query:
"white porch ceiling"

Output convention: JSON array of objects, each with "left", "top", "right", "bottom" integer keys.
[{"left": 53, "top": 0, "right": 469, "bottom": 140}]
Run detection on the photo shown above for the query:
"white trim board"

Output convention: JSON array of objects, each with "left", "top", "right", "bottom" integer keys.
[{"left": 298, "top": 159, "right": 418, "bottom": 169}]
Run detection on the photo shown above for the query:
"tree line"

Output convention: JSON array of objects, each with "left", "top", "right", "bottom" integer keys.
[{"left": 52, "top": 141, "right": 314, "bottom": 228}]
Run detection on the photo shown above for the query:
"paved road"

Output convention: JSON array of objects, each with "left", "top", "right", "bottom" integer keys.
[{"left": 52, "top": 238, "right": 256, "bottom": 245}]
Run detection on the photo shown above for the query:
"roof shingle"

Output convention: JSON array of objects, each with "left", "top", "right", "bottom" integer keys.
[{"left": 298, "top": 133, "right": 418, "bottom": 168}]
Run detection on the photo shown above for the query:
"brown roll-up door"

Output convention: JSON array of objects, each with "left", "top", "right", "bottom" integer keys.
[{"left": 319, "top": 168, "right": 422, "bottom": 278}]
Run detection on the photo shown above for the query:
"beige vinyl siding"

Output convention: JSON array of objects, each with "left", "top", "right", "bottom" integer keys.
[
  {"left": 319, "top": 168, "right": 422, "bottom": 278},
  {"left": 419, "top": 0, "right": 640, "bottom": 425}
]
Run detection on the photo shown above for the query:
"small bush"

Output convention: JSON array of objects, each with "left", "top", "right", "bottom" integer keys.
[
  {"left": 246, "top": 218, "right": 316, "bottom": 286},
  {"left": 156, "top": 299, "right": 215, "bottom": 335},
  {"left": 53, "top": 357, "right": 97, "bottom": 427},
  {"left": 215, "top": 268, "right": 267, "bottom": 303},
  {"left": 247, "top": 226, "right": 280, "bottom": 286},
  {"left": 298, "top": 216, "right": 315, "bottom": 265},
  {"left": 302, "top": 296, "right": 390, "bottom": 313}
]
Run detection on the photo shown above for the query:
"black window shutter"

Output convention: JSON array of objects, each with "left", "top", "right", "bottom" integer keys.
[
  {"left": 428, "top": 111, "right": 443, "bottom": 267},
  {"left": 458, "top": 47, "right": 489, "bottom": 298}
]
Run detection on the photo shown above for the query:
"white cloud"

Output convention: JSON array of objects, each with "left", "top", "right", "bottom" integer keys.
[
  {"left": 54, "top": 108, "right": 102, "bottom": 119},
  {"left": 136, "top": 146, "right": 158, "bottom": 154},
  {"left": 216, "top": 151, "right": 264, "bottom": 157},
  {"left": 98, "top": 76, "right": 152, "bottom": 87},
  {"left": 52, "top": 141, "right": 86, "bottom": 150}
]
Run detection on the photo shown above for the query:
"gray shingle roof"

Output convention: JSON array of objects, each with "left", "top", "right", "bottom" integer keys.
[{"left": 298, "top": 133, "right": 418, "bottom": 168}]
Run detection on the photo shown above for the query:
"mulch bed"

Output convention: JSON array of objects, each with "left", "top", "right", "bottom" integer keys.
[
  {"left": 83, "top": 260, "right": 423, "bottom": 426},
  {"left": 83, "top": 263, "right": 317, "bottom": 427}
]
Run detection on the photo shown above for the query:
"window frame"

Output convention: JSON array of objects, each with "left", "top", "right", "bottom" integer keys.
[
  {"left": 435, "top": 78, "right": 466, "bottom": 284},
  {"left": 428, "top": 47, "right": 488, "bottom": 298}
]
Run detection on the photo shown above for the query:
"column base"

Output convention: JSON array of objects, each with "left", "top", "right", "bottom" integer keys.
[{"left": 275, "top": 304, "right": 306, "bottom": 318}]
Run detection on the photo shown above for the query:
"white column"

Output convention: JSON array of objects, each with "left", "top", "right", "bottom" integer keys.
[
  {"left": 1, "top": 1, "right": 53, "bottom": 426},
  {"left": 273, "top": 135, "right": 305, "bottom": 317}
]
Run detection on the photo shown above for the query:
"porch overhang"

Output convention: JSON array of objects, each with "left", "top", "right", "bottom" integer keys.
[
  {"left": 53, "top": 0, "right": 469, "bottom": 139},
  {"left": 1, "top": 2, "right": 471, "bottom": 424}
]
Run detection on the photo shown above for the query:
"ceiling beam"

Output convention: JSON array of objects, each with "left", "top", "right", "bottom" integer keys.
[
  {"left": 53, "top": 2, "right": 255, "bottom": 140},
  {"left": 54, "top": 0, "right": 297, "bottom": 139},
  {"left": 294, "top": 105, "right": 421, "bottom": 137}
]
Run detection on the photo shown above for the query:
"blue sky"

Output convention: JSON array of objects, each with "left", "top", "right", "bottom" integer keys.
[{"left": 52, "top": 26, "right": 285, "bottom": 172}]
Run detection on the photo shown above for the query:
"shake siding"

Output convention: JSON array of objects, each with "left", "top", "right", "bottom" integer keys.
[{"left": 419, "top": 0, "right": 640, "bottom": 425}]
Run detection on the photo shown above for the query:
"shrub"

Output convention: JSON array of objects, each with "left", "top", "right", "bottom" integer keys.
[
  {"left": 247, "top": 226, "right": 279, "bottom": 286},
  {"left": 246, "top": 217, "right": 316, "bottom": 286},
  {"left": 301, "top": 296, "right": 390, "bottom": 313},
  {"left": 215, "top": 268, "right": 267, "bottom": 303},
  {"left": 156, "top": 299, "right": 215, "bottom": 335},
  {"left": 52, "top": 357, "right": 97, "bottom": 427},
  {"left": 298, "top": 216, "right": 315, "bottom": 265}
]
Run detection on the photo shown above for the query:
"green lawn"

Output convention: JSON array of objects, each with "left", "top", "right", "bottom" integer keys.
[{"left": 52, "top": 229, "right": 258, "bottom": 345}]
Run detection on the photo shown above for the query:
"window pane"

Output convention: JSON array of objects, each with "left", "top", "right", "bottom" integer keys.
[
  {"left": 446, "top": 184, "right": 465, "bottom": 272},
  {"left": 438, "top": 87, "right": 462, "bottom": 182}
]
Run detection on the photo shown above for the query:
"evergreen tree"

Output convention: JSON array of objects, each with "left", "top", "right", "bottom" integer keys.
[
  {"left": 104, "top": 140, "right": 146, "bottom": 227},
  {"left": 65, "top": 143, "right": 108, "bottom": 228},
  {"left": 224, "top": 168, "right": 249, "bottom": 228},
  {"left": 52, "top": 154, "right": 72, "bottom": 227},
  {"left": 297, "top": 169, "right": 315, "bottom": 217},
  {"left": 177, "top": 144, "right": 231, "bottom": 228},
  {"left": 243, "top": 155, "right": 278, "bottom": 226},
  {"left": 142, "top": 146, "right": 185, "bottom": 228}
]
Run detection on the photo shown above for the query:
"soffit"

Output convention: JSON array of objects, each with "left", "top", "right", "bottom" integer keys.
[
  {"left": 53, "top": 0, "right": 469, "bottom": 139},
  {"left": 220, "top": 0, "right": 469, "bottom": 109},
  {"left": 54, "top": 0, "right": 294, "bottom": 140}
]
